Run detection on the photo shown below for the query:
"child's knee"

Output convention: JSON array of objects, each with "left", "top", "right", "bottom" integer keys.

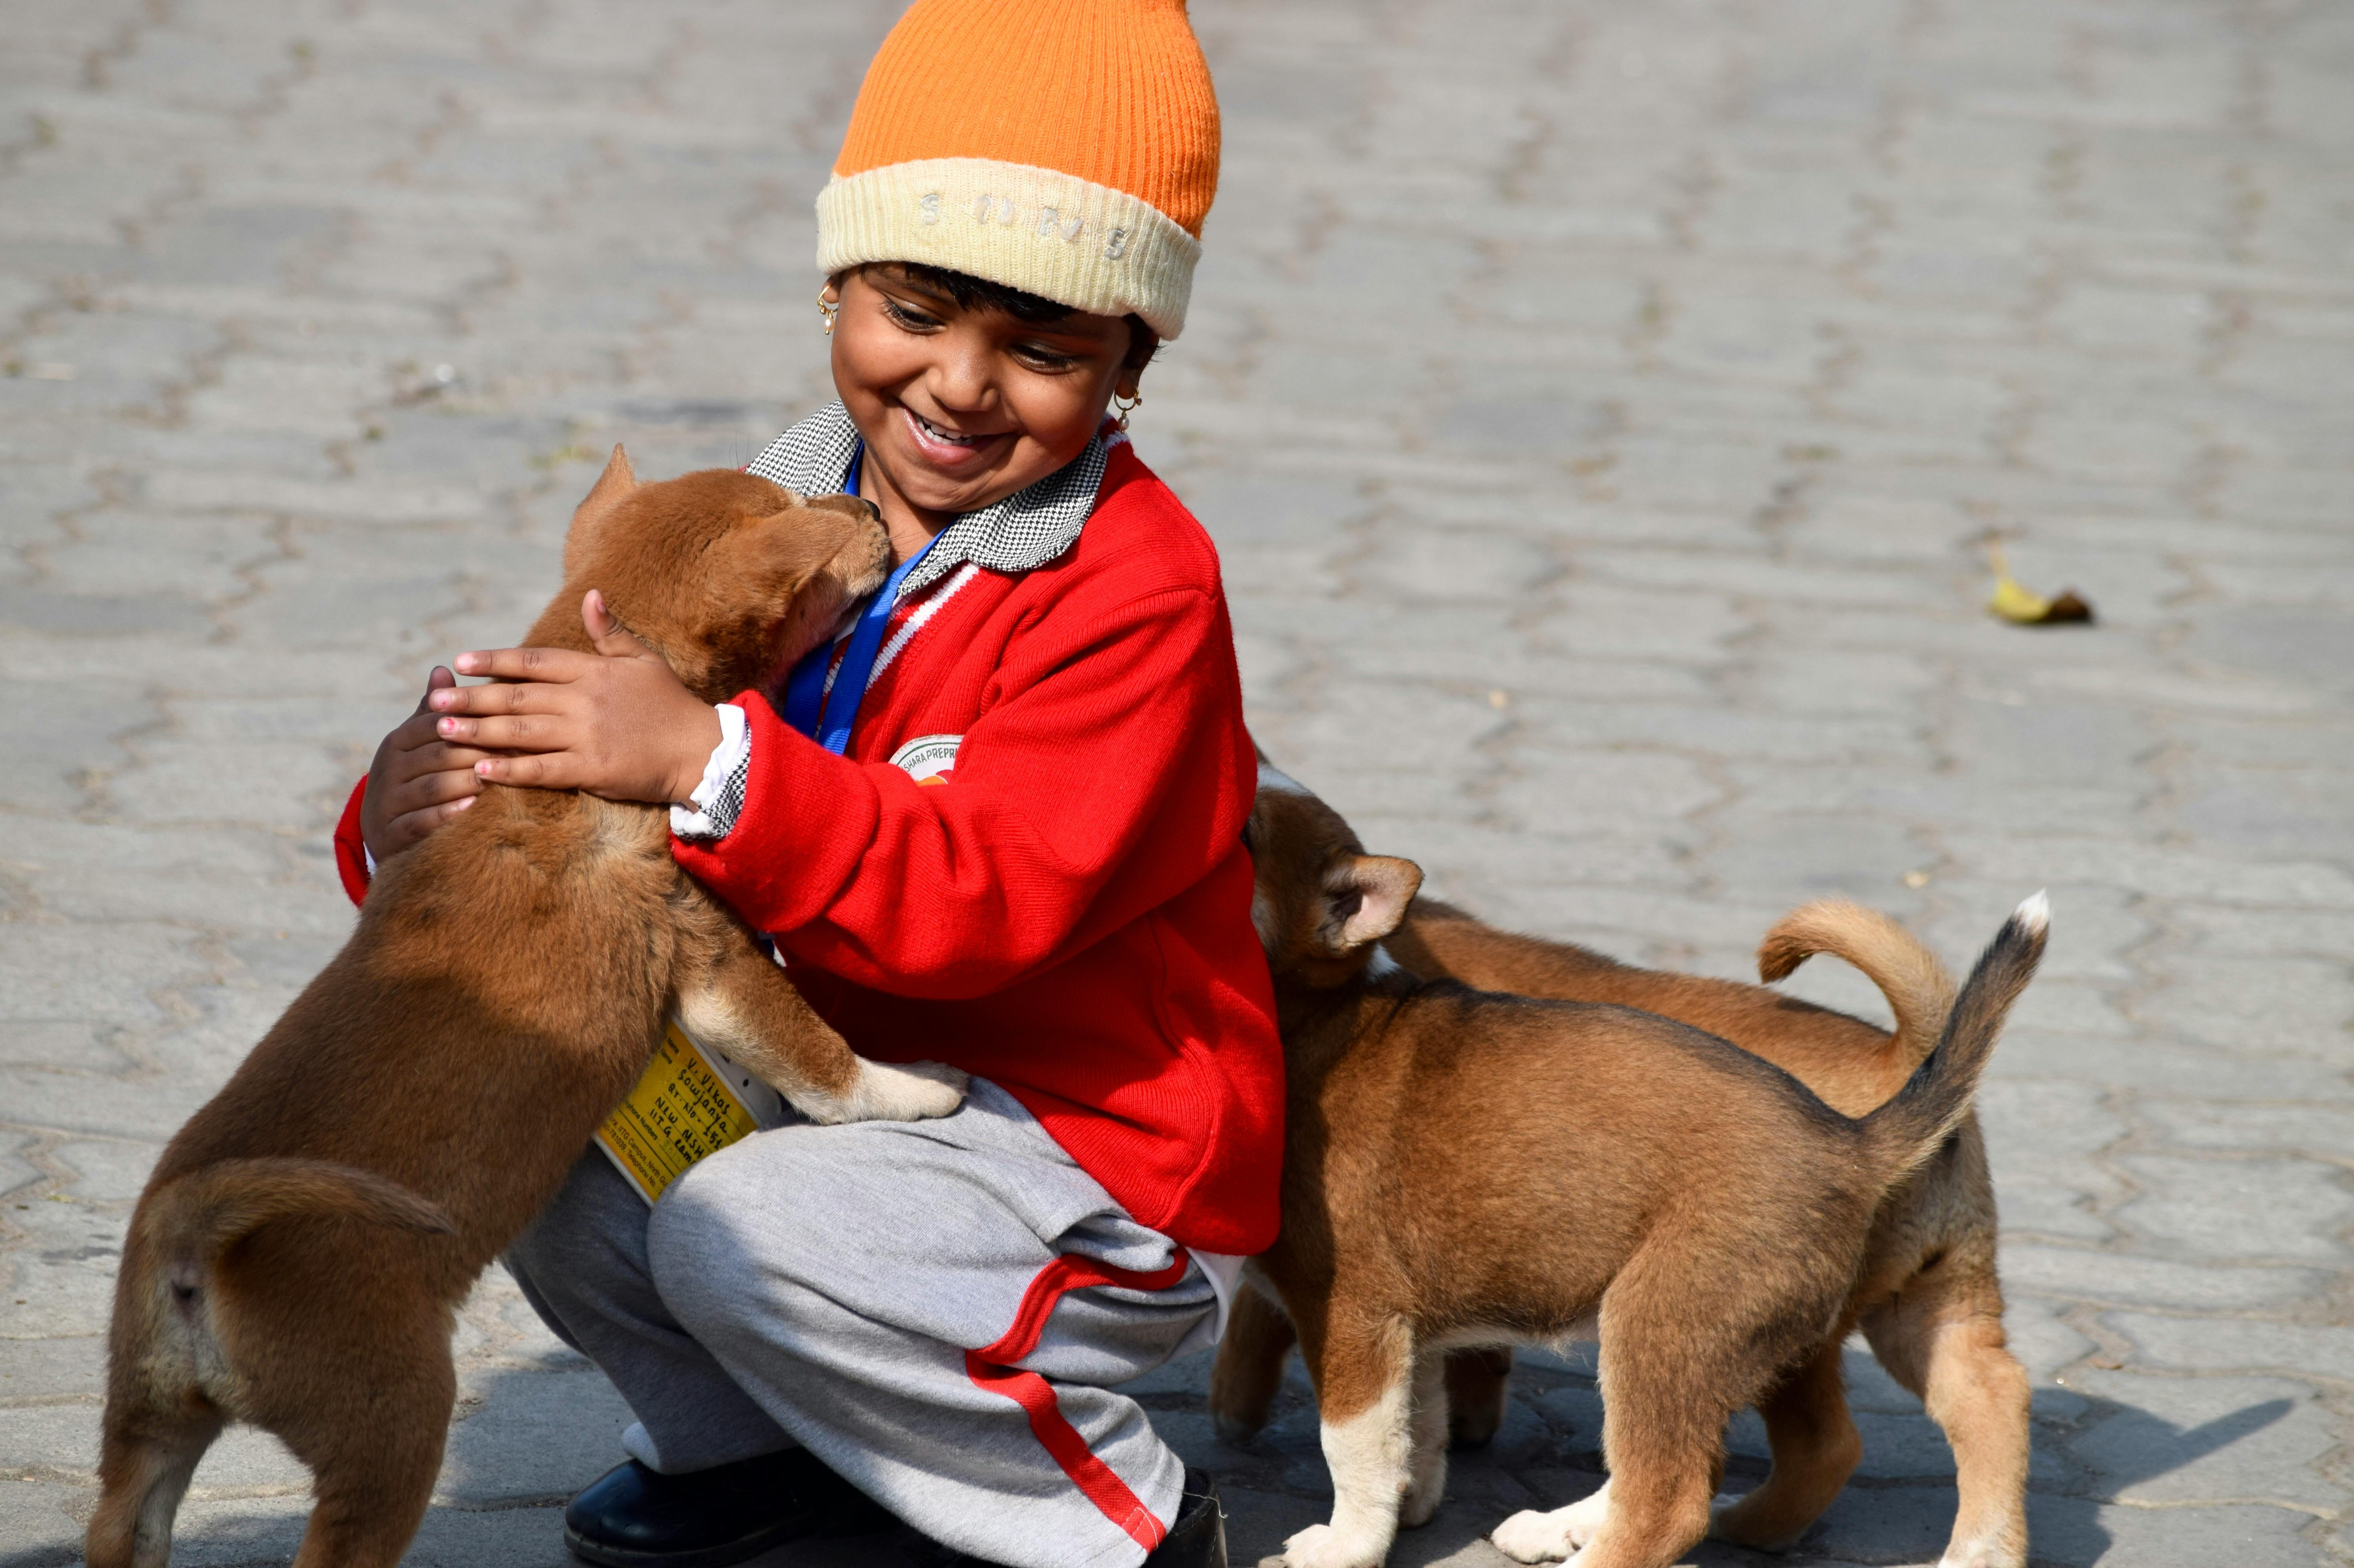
[{"left": 646, "top": 1136, "right": 828, "bottom": 1324}]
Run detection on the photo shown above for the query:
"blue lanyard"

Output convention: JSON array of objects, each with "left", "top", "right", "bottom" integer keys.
[{"left": 780, "top": 442, "right": 935, "bottom": 755}]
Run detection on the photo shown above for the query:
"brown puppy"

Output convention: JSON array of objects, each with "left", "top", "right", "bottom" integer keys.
[
  {"left": 1213, "top": 792, "right": 2030, "bottom": 1568},
  {"left": 1236, "top": 771, "right": 2046, "bottom": 1568},
  {"left": 89, "top": 451, "right": 967, "bottom": 1568}
]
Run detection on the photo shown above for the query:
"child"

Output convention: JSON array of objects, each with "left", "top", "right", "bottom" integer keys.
[{"left": 336, "top": 3, "right": 1272, "bottom": 1566}]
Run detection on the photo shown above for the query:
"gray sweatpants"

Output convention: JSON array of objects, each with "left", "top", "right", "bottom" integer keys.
[{"left": 505, "top": 1077, "right": 1218, "bottom": 1568}]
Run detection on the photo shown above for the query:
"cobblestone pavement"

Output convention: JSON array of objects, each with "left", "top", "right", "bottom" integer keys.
[{"left": 4, "top": 0, "right": 2351, "bottom": 1564}]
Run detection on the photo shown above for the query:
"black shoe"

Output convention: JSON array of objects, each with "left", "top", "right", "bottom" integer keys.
[
  {"left": 904, "top": 1469, "right": 1225, "bottom": 1568},
  {"left": 563, "top": 1447, "right": 896, "bottom": 1568},
  {"left": 1148, "top": 1471, "right": 1226, "bottom": 1568}
]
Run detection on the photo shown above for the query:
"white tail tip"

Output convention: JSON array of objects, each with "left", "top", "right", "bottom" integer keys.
[{"left": 2014, "top": 890, "right": 2051, "bottom": 935}]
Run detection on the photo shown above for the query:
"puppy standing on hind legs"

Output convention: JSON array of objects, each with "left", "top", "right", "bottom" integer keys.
[
  {"left": 87, "top": 453, "right": 966, "bottom": 1568},
  {"left": 1239, "top": 781, "right": 2048, "bottom": 1568}
]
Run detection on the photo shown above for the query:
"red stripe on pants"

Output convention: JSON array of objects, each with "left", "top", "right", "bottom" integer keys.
[{"left": 964, "top": 1254, "right": 1192, "bottom": 1553}]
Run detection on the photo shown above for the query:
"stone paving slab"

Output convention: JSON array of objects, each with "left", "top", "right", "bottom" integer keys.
[{"left": 3, "top": 0, "right": 2352, "bottom": 1565}]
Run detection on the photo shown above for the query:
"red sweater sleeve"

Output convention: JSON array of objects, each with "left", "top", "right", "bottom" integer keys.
[
  {"left": 672, "top": 584, "right": 1256, "bottom": 1000},
  {"left": 333, "top": 776, "right": 371, "bottom": 906}
]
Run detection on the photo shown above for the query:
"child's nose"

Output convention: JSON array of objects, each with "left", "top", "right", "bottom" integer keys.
[{"left": 926, "top": 341, "right": 996, "bottom": 413}]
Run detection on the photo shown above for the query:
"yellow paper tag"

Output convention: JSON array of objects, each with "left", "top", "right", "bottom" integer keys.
[{"left": 594, "top": 1019, "right": 781, "bottom": 1206}]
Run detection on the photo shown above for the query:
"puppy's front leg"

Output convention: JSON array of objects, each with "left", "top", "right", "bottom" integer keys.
[
  {"left": 680, "top": 921, "right": 965, "bottom": 1124},
  {"left": 1283, "top": 1317, "right": 1413, "bottom": 1568}
]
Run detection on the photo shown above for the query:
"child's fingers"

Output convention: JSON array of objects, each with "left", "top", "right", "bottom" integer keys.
[
  {"left": 473, "top": 753, "right": 575, "bottom": 789},
  {"left": 390, "top": 761, "right": 484, "bottom": 810},
  {"left": 388, "top": 706, "right": 456, "bottom": 753},
  {"left": 581, "top": 590, "right": 659, "bottom": 661},
  {"left": 447, "top": 646, "right": 597, "bottom": 683},
  {"left": 390, "top": 736, "right": 495, "bottom": 782},
  {"left": 385, "top": 793, "right": 475, "bottom": 850},
  {"left": 436, "top": 714, "right": 570, "bottom": 750},
  {"left": 428, "top": 681, "right": 563, "bottom": 717},
  {"left": 410, "top": 665, "right": 457, "bottom": 712}
]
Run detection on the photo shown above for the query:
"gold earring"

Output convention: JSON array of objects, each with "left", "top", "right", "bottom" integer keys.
[
  {"left": 817, "top": 288, "right": 839, "bottom": 335},
  {"left": 1112, "top": 390, "right": 1141, "bottom": 430}
]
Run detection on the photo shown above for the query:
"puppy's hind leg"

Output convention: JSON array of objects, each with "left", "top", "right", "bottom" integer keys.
[
  {"left": 1446, "top": 1346, "right": 1514, "bottom": 1448},
  {"left": 1209, "top": 1282, "right": 1297, "bottom": 1444},
  {"left": 1862, "top": 1267, "right": 2029, "bottom": 1568},
  {"left": 1708, "top": 1335, "right": 1861, "bottom": 1550},
  {"left": 682, "top": 920, "right": 964, "bottom": 1124},
  {"left": 283, "top": 1335, "right": 457, "bottom": 1568},
  {"left": 1400, "top": 1346, "right": 1451, "bottom": 1527},
  {"left": 86, "top": 1406, "right": 224, "bottom": 1568}
]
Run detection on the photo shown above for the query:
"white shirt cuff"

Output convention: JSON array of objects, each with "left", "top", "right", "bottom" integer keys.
[
  {"left": 670, "top": 703, "right": 750, "bottom": 840},
  {"left": 1174, "top": 1248, "right": 1248, "bottom": 1358}
]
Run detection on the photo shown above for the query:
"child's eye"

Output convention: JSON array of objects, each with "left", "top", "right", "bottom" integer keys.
[
  {"left": 1014, "top": 342, "right": 1079, "bottom": 371},
  {"left": 881, "top": 298, "right": 940, "bottom": 331}
]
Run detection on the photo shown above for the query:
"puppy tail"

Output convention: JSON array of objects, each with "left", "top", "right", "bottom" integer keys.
[
  {"left": 1758, "top": 899, "right": 1958, "bottom": 1067},
  {"left": 141, "top": 1158, "right": 454, "bottom": 1274},
  {"left": 1859, "top": 893, "right": 2048, "bottom": 1185}
]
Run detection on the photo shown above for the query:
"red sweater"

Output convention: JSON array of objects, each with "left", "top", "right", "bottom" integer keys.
[{"left": 335, "top": 440, "right": 1283, "bottom": 1255}]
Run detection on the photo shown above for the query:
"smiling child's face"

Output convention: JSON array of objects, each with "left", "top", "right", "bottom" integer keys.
[{"left": 827, "top": 265, "right": 1144, "bottom": 552}]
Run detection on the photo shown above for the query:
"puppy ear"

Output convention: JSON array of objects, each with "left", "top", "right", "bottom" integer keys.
[
  {"left": 563, "top": 445, "right": 638, "bottom": 580},
  {"left": 706, "top": 495, "right": 887, "bottom": 668},
  {"left": 724, "top": 499, "right": 873, "bottom": 595},
  {"left": 1324, "top": 854, "right": 1423, "bottom": 951}
]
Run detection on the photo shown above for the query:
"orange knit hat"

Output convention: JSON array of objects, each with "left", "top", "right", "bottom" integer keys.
[{"left": 816, "top": 0, "right": 1220, "bottom": 340}]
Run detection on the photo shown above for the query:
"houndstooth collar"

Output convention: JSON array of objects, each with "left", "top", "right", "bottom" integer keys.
[{"left": 746, "top": 400, "right": 1108, "bottom": 598}]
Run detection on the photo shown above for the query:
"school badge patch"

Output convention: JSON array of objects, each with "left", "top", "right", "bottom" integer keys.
[{"left": 889, "top": 733, "right": 962, "bottom": 787}]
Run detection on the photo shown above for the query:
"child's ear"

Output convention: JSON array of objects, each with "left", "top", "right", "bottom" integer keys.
[
  {"left": 563, "top": 445, "right": 638, "bottom": 580},
  {"left": 1322, "top": 854, "right": 1422, "bottom": 952}
]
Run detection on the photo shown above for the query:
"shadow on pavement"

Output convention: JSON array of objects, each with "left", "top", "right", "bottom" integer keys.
[{"left": 0, "top": 1369, "right": 2297, "bottom": 1568}]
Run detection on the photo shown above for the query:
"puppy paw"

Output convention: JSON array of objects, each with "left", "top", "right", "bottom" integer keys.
[
  {"left": 809, "top": 1059, "right": 968, "bottom": 1124},
  {"left": 1490, "top": 1508, "right": 1577, "bottom": 1564},
  {"left": 866, "top": 1059, "right": 968, "bottom": 1120},
  {"left": 1934, "top": 1537, "right": 2025, "bottom": 1568},
  {"left": 1279, "top": 1522, "right": 1384, "bottom": 1568},
  {"left": 1400, "top": 1453, "right": 1447, "bottom": 1528},
  {"left": 1708, "top": 1488, "right": 1806, "bottom": 1551},
  {"left": 1211, "top": 1409, "right": 1265, "bottom": 1446},
  {"left": 1557, "top": 1481, "right": 1611, "bottom": 1549}
]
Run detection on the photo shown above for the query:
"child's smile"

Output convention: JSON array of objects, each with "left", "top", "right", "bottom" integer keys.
[
  {"left": 828, "top": 264, "right": 1147, "bottom": 561},
  {"left": 901, "top": 403, "right": 1008, "bottom": 467}
]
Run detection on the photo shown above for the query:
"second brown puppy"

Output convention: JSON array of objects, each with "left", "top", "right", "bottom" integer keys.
[
  {"left": 89, "top": 452, "right": 968, "bottom": 1568},
  {"left": 1239, "top": 771, "right": 2045, "bottom": 1568},
  {"left": 1215, "top": 791, "right": 2029, "bottom": 1567}
]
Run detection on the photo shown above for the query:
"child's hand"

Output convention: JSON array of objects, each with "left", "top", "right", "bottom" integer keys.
[
  {"left": 427, "top": 590, "right": 724, "bottom": 807},
  {"left": 360, "top": 666, "right": 495, "bottom": 862}
]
